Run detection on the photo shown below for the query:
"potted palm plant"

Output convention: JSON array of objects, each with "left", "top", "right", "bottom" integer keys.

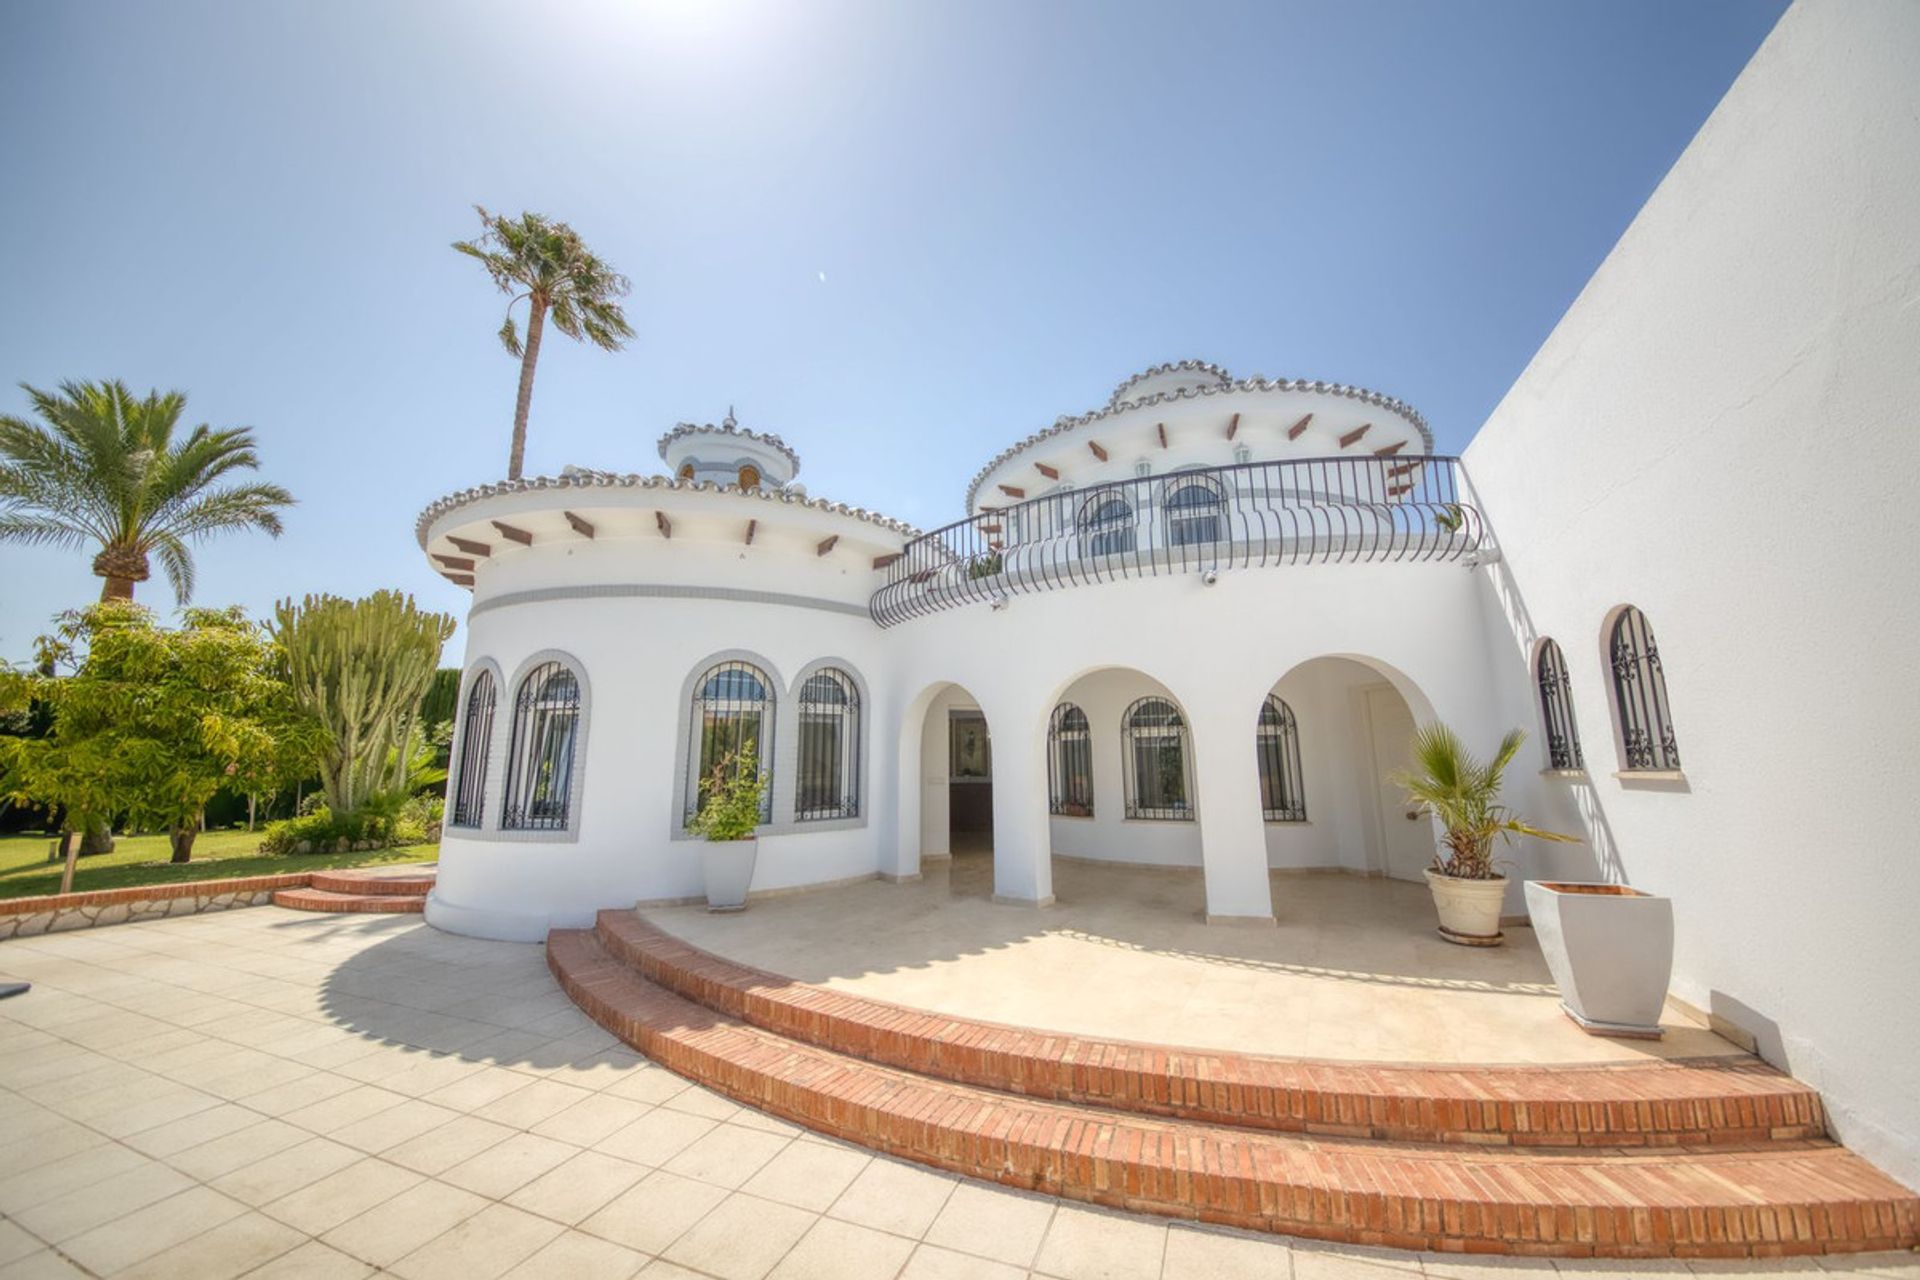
[
  {"left": 687, "top": 744, "right": 769, "bottom": 912},
  {"left": 1393, "top": 724, "right": 1577, "bottom": 946}
]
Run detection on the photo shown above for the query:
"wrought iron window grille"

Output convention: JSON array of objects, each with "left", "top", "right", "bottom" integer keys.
[
  {"left": 1121, "top": 696, "right": 1194, "bottom": 821},
  {"left": 1047, "top": 703, "right": 1094, "bottom": 817},
  {"left": 687, "top": 660, "right": 777, "bottom": 823},
  {"left": 449, "top": 669, "right": 497, "bottom": 828},
  {"left": 1535, "top": 639, "right": 1585, "bottom": 770},
  {"left": 1609, "top": 607, "right": 1681, "bottom": 771},
  {"left": 1257, "top": 695, "right": 1307, "bottom": 822},
  {"left": 501, "top": 662, "right": 581, "bottom": 831},
  {"left": 795, "top": 669, "right": 860, "bottom": 822}
]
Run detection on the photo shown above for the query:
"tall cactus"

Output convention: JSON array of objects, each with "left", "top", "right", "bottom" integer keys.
[{"left": 272, "top": 592, "right": 457, "bottom": 815}]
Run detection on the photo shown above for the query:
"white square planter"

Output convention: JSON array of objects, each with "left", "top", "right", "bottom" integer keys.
[
  {"left": 701, "top": 838, "right": 758, "bottom": 912},
  {"left": 1524, "top": 880, "right": 1674, "bottom": 1038}
]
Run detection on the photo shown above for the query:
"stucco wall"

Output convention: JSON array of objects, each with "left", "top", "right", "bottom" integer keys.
[{"left": 1462, "top": 0, "right": 1920, "bottom": 1186}]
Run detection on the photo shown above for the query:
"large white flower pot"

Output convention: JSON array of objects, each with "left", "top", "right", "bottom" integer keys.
[
  {"left": 701, "top": 837, "right": 758, "bottom": 912},
  {"left": 1423, "top": 870, "right": 1507, "bottom": 946},
  {"left": 1525, "top": 881, "right": 1674, "bottom": 1038}
]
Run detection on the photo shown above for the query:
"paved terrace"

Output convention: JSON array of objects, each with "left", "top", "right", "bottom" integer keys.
[{"left": 1, "top": 906, "right": 1914, "bottom": 1280}]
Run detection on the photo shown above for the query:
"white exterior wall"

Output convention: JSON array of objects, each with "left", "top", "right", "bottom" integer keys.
[{"left": 1461, "top": 0, "right": 1920, "bottom": 1186}]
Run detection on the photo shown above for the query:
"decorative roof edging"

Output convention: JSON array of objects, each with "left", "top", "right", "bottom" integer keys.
[
  {"left": 1106, "top": 359, "right": 1233, "bottom": 407},
  {"left": 415, "top": 472, "right": 918, "bottom": 549},
  {"left": 965, "top": 372, "right": 1437, "bottom": 513},
  {"left": 655, "top": 417, "right": 801, "bottom": 470}
]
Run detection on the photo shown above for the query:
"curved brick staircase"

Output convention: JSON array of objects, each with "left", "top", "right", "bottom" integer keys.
[
  {"left": 272, "top": 868, "right": 434, "bottom": 914},
  {"left": 547, "top": 911, "right": 1920, "bottom": 1259}
]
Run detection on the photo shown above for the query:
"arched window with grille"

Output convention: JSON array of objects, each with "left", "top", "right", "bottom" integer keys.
[
  {"left": 1121, "top": 696, "right": 1193, "bottom": 820},
  {"left": 686, "top": 660, "right": 776, "bottom": 823},
  {"left": 737, "top": 463, "right": 761, "bottom": 490},
  {"left": 1078, "top": 492, "right": 1136, "bottom": 558},
  {"left": 795, "top": 668, "right": 860, "bottom": 821},
  {"left": 1256, "top": 695, "right": 1306, "bottom": 822},
  {"left": 1608, "top": 607, "right": 1681, "bottom": 771},
  {"left": 1047, "top": 704, "right": 1093, "bottom": 817},
  {"left": 1535, "top": 640, "right": 1584, "bottom": 770},
  {"left": 448, "top": 668, "right": 497, "bottom": 828},
  {"left": 501, "top": 661, "right": 582, "bottom": 831},
  {"left": 1163, "top": 476, "right": 1224, "bottom": 549}
]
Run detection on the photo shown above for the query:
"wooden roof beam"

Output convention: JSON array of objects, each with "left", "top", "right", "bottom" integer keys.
[
  {"left": 655, "top": 511, "right": 672, "bottom": 539},
  {"left": 816, "top": 535, "right": 839, "bottom": 557},
  {"left": 431, "top": 554, "right": 475, "bottom": 572},
  {"left": 998, "top": 484, "right": 1026, "bottom": 499},
  {"left": 491, "top": 520, "right": 533, "bottom": 546},
  {"left": 744, "top": 519, "right": 757, "bottom": 546},
  {"left": 563, "top": 510, "right": 595, "bottom": 538},
  {"left": 1088, "top": 440, "right": 1108, "bottom": 462},
  {"left": 1225, "top": 412, "right": 1240, "bottom": 440},
  {"left": 1339, "top": 423, "right": 1372, "bottom": 448},
  {"left": 1156, "top": 423, "right": 1168, "bottom": 449},
  {"left": 447, "top": 535, "right": 491, "bottom": 557},
  {"left": 1286, "top": 413, "right": 1313, "bottom": 440},
  {"left": 872, "top": 552, "right": 901, "bottom": 570},
  {"left": 1373, "top": 440, "right": 1406, "bottom": 458},
  {"left": 444, "top": 573, "right": 475, "bottom": 588},
  {"left": 1035, "top": 462, "right": 1059, "bottom": 480}
]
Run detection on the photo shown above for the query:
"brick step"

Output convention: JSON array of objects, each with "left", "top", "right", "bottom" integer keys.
[
  {"left": 596, "top": 911, "right": 1824, "bottom": 1149},
  {"left": 310, "top": 870, "right": 437, "bottom": 897},
  {"left": 547, "top": 928, "right": 1919, "bottom": 1259},
  {"left": 272, "top": 887, "right": 426, "bottom": 914}
]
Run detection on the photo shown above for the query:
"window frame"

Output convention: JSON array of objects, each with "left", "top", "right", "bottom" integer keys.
[
  {"left": 1535, "top": 639, "right": 1585, "bottom": 771},
  {"left": 1606, "top": 606, "right": 1682, "bottom": 772},
  {"left": 500, "top": 659, "right": 584, "bottom": 832},
  {"left": 794, "top": 667, "right": 861, "bottom": 822},
  {"left": 1047, "top": 703, "right": 1094, "bottom": 817},
  {"left": 1120, "top": 696, "right": 1194, "bottom": 821},
  {"left": 1257, "top": 695, "right": 1306, "bottom": 822},
  {"left": 448, "top": 665, "right": 498, "bottom": 829},
  {"left": 686, "top": 659, "right": 778, "bottom": 825}
]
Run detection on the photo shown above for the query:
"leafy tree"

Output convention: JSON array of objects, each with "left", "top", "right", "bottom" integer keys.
[
  {"left": 0, "top": 604, "right": 323, "bottom": 864},
  {"left": 453, "top": 207, "right": 634, "bottom": 480},
  {"left": 0, "top": 380, "right": 295, "bottom": 603},
  {"left": 271, "top": 592, "right": 456, "bottom": 816}
]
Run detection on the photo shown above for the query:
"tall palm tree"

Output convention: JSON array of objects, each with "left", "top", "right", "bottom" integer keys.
[
  {"left": 0, "top": 380, "right": 294, "bottom": 603},
  {"left": 453, "top": 206, "right": 635, "bottom": 480}
]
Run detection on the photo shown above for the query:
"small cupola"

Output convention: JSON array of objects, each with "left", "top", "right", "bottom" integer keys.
[{"left": 657, "top": 408, "right": 802, "bottom": 491}]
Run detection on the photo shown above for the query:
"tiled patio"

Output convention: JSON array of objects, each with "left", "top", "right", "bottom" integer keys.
[
  {"left": 0, "top": 906, "right": 1913, "bottom": 1280},
  {"left": 646, "top": 852, "right": 1738, "bottom": 1064}
]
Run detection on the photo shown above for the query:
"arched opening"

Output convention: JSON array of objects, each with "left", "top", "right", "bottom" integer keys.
[
  {"left": 895, "top": 682, "right": 995, "bottom": 890},
  {"left": 1262, "top": 656, "right": 1436, "bottom": 884}
]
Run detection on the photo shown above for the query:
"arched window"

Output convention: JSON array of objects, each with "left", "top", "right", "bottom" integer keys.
[
  {"left": 1609, "top": 607, "right": 1680, "bottom": 771},
  {"left": 687, "top": 660, "right": 776, "bottom": 823},
  {"left": 1164, "top": 477, "right": 1224, "bottom": 548},
  {"left": 677, "top": 462, "right": 695, "bottom": 481},
  {"left": 795, "top": 668, "right": 859, "bottom": 821},
  {"left": 501, "top": 662, "right": 581, "bottom": 830},
  {"left": 449, "top": 669, "right": 497, "bottom": 828},
  {"left": 1079, "top": 492, "right": 1136, "bottom": 558},
  {"left": 1535, "top": 640, "right": 1584, "bottom": 770},
  {"left": 1047, "top": 704, "right": 1093, "bottom": 817},
  {"left": 738, "top": 463, "right": 761, "bottom": 490},
  {"left": 1256, "top": 696, "right": 1305, "bottom": 822},
  {"left": 1121, "top": 697, "right": 1193, "bottom": 820}
]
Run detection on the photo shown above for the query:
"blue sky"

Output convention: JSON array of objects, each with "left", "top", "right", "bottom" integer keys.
[{"left": 0, "top": 0, "right": 1785, "bottom": 660}]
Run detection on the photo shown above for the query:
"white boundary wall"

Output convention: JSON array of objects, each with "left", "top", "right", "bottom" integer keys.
[{"left": 1463, "top": 0, "right": 1920, "bottom": 1187}]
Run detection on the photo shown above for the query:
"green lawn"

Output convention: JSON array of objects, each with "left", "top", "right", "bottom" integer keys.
[{"left": 0, "top": 828, "right": 437, "bottom": 901}]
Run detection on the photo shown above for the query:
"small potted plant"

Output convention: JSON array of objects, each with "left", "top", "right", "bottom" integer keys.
[
  {"left": 687, "top": 744, "right": 769, "bottom": 912},
  {"left": 1392, "top": 723, "right": 1577, "bottom": 946}
]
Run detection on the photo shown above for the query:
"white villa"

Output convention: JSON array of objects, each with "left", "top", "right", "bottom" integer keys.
[{"left": 416, "top": 0, "right": 1920, "bottom": 1201}]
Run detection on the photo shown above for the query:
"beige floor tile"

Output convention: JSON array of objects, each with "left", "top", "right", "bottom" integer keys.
[
  {"left": 440, "top": 1131, "right": 579, "bottom": 1199},
  {"left": 594, "top": 1107, "right": 718, "bottom": 1166},
  {"left": 500, "top": 1230, "right": 650, "bottom": 1279},
  {"left": 658, "top": 1085, "right": 744, "bottom": 1122},
  {"left": 0, "top": 1247, "right": 89, "bottom": 1278},
  {"left": 237, "top": 1072, "right": 357, "bottom": 1119},
  {"left": 390, "top": 1203, "right": 563, "bottom": 1280},
  {"left": 210, "top": 1136, "right": 364, "bottom": 1206},
  {"left": 241, "top": 1239, "right": 376, "bottom": 1279},
  {"left": 739, "top": 1138, "right": 871, "bottom": 1212},
  {"left": 261, "top": 1156, "right": 423, "bottom": 1235},
  {"left": 528, "top": 1092, "right": 653, "bottom": 1146},
  {"left": 1032, "top": 1203, "right": 1168, "bottom": 1280},
  {"left": 662, "top": 1122, "right": 791, "bottom": 1190},
  {"left": 60, "top": 1184, "right": 248, "bottom": 1275},
  {"left": 319, "top": 1178, "right": 489, "bottom": 1267},
  {"left": 0, "top": 1139, "right": 149, "bottom": 1213},
  {"left": 168, "top": 1117, "right": 313, "bottom": 1181},
  {"left": 12, "top": 1158, "right": 196, "bottom": 1242},
  {"left": 768, "top": 1217, "right": 916, "bottom": 1280},
  {"left": 661, "top": 1192, "right": 816, "bottom": 1280},
  {"left": 419, "top": 1065, "right": 540, "bottom": 1112},
  {"left": 1420, "top": 1254, "right": 1562, "bottom": 1278},
  {"left": 384, "top": 1113, "right": 519, "bottom": 1175},
  {"left": 922, "top": 1181, "right": 1057, "bottom": 1268},
  {"left": 1162, "top": 1223, "right": 1293, "bottom": 1279},
  {"left": 113, "top": 1210, "right": 306, "bottom": 1280},
  {"left": 633, "top": 1263, "right": 712, "bottom": 1280},
  {"left": 123, "top": 1101, "right": 265, "bottom": 1157},
  {"left": 473, "top": 1077, "right": 599, "bottom": 1130},
  {"left": 281, "top": 1083, "right": 410, "bottom": 1136},
  {"left": 898, "top": 1242, "right": 1028, "bottom": 1280},
  {"left": 1290, "top": 1240, "right": 1424, "bottom": 1279},
  {"left": 506, "top": 1149, "right": 652, "bottom": 1225},
  {"left": 579, "top": 1170, "right": 728, "bottom": 1255},
  {"left": 826, "top": 1156, "right": 960, "bottom": 1239},
  {"left": 600, "top": 1065, "right": 691, "bottom": 1107},
  {"left": 329, "top": 1098, "right": 462, "bottom": 1154},
  {"left": 0, "top": 1222, "right": 39, "bottom": 1269}
]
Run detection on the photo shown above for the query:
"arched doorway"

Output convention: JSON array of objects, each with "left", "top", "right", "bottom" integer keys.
[{"left": 898, "top": 682, "right": 996, "bottom": 894}]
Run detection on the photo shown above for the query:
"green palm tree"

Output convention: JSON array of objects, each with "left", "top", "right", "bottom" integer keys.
[
  {"left": 453, "top": 206, "right": 635, "bottom": 481},
  {"left": 1392, "top": 723, "right": 1578, "bottom": 879},
  {"left": 0, "top": 380, "right": 294, "bottom": 603}
]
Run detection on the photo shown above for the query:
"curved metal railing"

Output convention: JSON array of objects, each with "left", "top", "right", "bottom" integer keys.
[{"left": 870, "top": 455, "right": 1484, "bottom": 627}]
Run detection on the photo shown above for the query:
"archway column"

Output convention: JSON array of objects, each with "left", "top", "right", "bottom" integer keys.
[
  {"left": 985, "top": 695, "right": 1054, "bottom": 907},
  {"left": 1183, "top": 687, "right": 1276, "bottom": 925}
]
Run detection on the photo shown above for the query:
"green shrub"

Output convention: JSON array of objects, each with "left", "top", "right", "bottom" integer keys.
[
  {"left": 686, "top": 746, "right": 767, "bottom": 842},
  {"left": 259, "top": 789, "right": 441, "bottom": 855}
]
